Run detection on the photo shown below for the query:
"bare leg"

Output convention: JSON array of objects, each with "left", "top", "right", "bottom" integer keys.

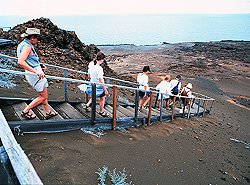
[
  {"left": 139, "top": 97, "right": 145, "bottom": 109},
  {"left": 99, "top": 96, "right": 106, "bottom": 112},
  {"left": 23, "top": 88, "right": 47, "bottom": 113},
  {"left": 86, "top": 98, "right": 92, "bottom": 107},
  {"left": 166, "top": 99, "right": 170, "bottom": 109},
  {"left": 143, "top": 96, "right": 151, "bottom": 107}
]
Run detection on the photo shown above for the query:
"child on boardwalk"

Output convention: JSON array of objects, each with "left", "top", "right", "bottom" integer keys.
[
  {"left": 156, "top": 75, "right": 172, "bottom": 110},
  {"left": 180, "top": 83, "right": 193, "bottom": 113},
  {"left": 137, "top": 66, "right": 151, "bottom": 110}
]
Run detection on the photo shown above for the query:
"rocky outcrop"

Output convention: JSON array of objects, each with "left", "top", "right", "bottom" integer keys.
[{"left": 0, "top": 17, "right": 124, "bottom": 80}]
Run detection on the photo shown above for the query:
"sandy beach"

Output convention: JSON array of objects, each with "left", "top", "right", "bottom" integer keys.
[{"left": 12, "top": 43, "right": 250, "bottom": 184}]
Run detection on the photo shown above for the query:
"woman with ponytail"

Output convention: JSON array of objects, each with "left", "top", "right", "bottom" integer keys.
[{"left": 85, "top": 52, "right": 109, "bottom": 117}]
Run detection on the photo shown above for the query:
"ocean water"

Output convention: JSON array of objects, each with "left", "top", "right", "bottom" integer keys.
[{"left": 0, "top": 14, "right": 250, "bottom": 45}]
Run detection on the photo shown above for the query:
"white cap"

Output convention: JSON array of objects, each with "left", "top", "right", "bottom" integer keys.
[
  {"left": 21, "top": 28, "right": 40, "bottom": 37},
  {"left": 186, "top": 83, "right": 193, "bottom": 89}
]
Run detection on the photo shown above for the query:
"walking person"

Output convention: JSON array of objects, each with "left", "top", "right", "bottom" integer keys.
[
  {"left": 137, "top": 66, "right": 151, "bottom": 110},
  {"left": 170, "top": 74, "right": 182, "bottom": 95},
  {"left": 180, "top": 83, "right": 193, "bottom": 113},
  {"left": 86, "top": 51, "right": 109, "bottom": 117},
  {"left": 17, "top": 28, "right": 57, "bottom": 119},
  {"left": 156, "top": 75, "right": 172, "bottom": 110}
]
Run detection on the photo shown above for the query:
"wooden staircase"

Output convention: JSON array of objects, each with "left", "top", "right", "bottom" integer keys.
[{"left": 0, "top": 99, "right": 206, "bottom": 133}]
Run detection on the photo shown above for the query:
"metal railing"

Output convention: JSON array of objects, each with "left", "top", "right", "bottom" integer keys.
[{"left": 0, "top": 66, "right": 215, "bottom": 130}]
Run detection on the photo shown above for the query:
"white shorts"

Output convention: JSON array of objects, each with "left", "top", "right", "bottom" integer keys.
[{"left": 25, "top": 66, "right": 48, "bottom": 92}]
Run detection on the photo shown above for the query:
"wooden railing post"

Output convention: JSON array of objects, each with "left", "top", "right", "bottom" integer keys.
[
  {"left": 147, "top": 91, "right": 153, "bottom": 126},
  {"left": 63, "top": 69, "right": 69, "bottom": 102},
  {"left": 112, "top": 86, "right": 118, "bottom": 130},
  {"left": 91, "top": 84, "right": 96, "bottom": 125},
  {"left": 171, "top": 96, "right": 176, "bottom": 121},
  {"left": 203, "top": 100, "right": 208, "bottom": 116},
  {"left": 196, "top": 99, "right": 201, "bottom": 117},
  {"left": 154, "top": 93, "right": 159, "bottom": 108},
  {"left": 182, "top": 98, "right": 186, "bottom": 118},
  {"left": 134, "top": 89, "right": 139, "bottom": 120},
  {"left": 105, "top": 78, "right": 110, "bottom": 105},
  {"left": 159, "top": 93, "right": 163, "bottom": 122}
]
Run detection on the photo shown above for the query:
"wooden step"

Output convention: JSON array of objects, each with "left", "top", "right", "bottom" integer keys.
[
  {"left": 0, "top": 105, "right": 20, "bottom": 121},
  {"left": 104, "top": 105, "right": 127, "bottom": 118},
  {"left": 126, "top": 106, "right": 147, "bottom": 117},
  {"left": 12, "top": 102, "right": 39, "bottom": 120},
  {"left": 117, "top": 105, "right": 134, "bottom": 117},
  {"left": 53, "top": 103, "right": 85, "bottom": 119},
  {"left": 33, "top": 104, "right": 63, "bottom": 120},
  {"left": 74, "top": 103, "right": 102, "bottom": 118}
]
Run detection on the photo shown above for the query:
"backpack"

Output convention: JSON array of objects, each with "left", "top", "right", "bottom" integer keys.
[{"left": 171, "top": 82, "right": 180, "bottom": 95}]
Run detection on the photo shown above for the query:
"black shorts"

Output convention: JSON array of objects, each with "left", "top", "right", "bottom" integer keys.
[
  {"left": 139, "top": 91, "right": 150, "bottom": 98},
  {"left": 97, "top": 91, "right": 105, "bottom": 98},
  {"left": 170, "top": 95, "right": 179, "bottom": 101}
]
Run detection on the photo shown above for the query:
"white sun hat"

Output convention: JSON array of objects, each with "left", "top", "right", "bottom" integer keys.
[
  {"left": 21, "top": 28, "right": 40, "bottom": 37},
  {"left": 186, "top": 83, "right": 193, "bottom": 89}
]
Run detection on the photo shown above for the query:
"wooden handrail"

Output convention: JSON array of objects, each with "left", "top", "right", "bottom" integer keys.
[{"left": 0, "top": 110, "right": 43, "bottom": 184}]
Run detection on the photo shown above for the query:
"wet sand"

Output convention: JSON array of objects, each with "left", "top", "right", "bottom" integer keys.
[{"left": 14, "top": 43, "right": 250, "bottom": 184}]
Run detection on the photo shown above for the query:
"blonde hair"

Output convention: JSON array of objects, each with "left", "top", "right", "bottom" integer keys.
[{"left": 162, "top": 75, "right": 171, "bottom": 82}]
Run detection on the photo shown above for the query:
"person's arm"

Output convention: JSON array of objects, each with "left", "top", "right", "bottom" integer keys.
[
  {"left": 18, "top": 45, "right": 45, "bottom": 78},
  {"left": 99, "top": 78, "right": 108, "bottom": 95},
  {"left": 98, "top": 67, "right": 108, "bottom": 95}
]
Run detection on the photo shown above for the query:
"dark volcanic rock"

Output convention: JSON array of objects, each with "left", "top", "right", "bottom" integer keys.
[
  {"left": 182, "top": 41, "right": 250, "bottom": 63},
  {"left": 0, "top": 17, "right": 122, "bottom": 80}
]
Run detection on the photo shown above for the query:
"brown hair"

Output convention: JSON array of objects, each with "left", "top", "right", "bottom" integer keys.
[
  {"left": 163, "top": 75, "right": 171, "bottom": 82},
  {"left": 142, "top": 66, "right": 151, "bottom": 72},
  {"left": 94, "top": 51, "right": 105, "bottom": 65}
]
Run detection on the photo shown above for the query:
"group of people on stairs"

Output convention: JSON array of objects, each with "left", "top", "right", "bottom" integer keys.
[
  {"left": 17, "top": 27, "right": 194, "bottom": 120},
  {"left": 137, "top": 66, "right": 194, "bottom": 113}
]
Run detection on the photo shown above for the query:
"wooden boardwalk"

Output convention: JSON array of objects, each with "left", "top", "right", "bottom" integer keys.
[{"left": 0, "top": 97, "right": 208, "bottom": 134}]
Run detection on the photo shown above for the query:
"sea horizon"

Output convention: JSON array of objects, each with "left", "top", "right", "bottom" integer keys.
[{"left": 0, "top": 14, "right": 250, "bottom": 45}]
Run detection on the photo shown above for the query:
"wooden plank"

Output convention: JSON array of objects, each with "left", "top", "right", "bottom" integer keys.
[
  {"left": 0, "top": 105, "right": 19, "bottom": 121},
  {"left": 74, "top": 103, "right": 102, "bottom": 118},
  {"left": 54, "top": 103, "right": 85, "bottom": 119},
  {"left": 33, "top": 104, "right": 63, "bottom": 120},
  {"left": 117, "top": 105, "right": 134, "bottom": 117},
  {"left": 105, "top": 105, "right": 127, "bottom": 118},
  {"left": 126, "top": 106, "right": 147, "bottom": 117},
  {"left": 0, "top": 109, "right": 43, "bottom": 184},
  {"left": 11, "top": 102, "right": 39, "bottom": 120}
]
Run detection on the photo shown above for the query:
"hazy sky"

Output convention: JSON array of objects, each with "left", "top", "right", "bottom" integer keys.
[{"left": 1, "top": 0, "right": 250, "bottom": 17}]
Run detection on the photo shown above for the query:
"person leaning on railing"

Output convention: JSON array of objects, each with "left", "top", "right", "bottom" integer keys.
[{"left": 16, "top": 28, "right": 57, "bottom": 119}]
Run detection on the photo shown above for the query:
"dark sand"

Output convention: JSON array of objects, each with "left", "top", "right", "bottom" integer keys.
[{"left": 14, "top": 43, "right": 250, "bottom": 184}]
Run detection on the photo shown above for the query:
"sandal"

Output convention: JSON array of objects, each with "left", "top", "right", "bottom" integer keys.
[
  {"left": 98, "top": 111, "right": 109, "bottom": 117},
  {"left": 21, "top": 110, "right": 36, "bottom": 120},
  {"left": 46, "top": 111, "right": 58, "bottom": 119},
  {"left": 85, "top": 105, "right": 91, "bottom": 112}
]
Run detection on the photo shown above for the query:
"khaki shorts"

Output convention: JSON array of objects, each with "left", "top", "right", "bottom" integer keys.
[{"left": 25, "top": 66, "right": 48, "bottom": 92}]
